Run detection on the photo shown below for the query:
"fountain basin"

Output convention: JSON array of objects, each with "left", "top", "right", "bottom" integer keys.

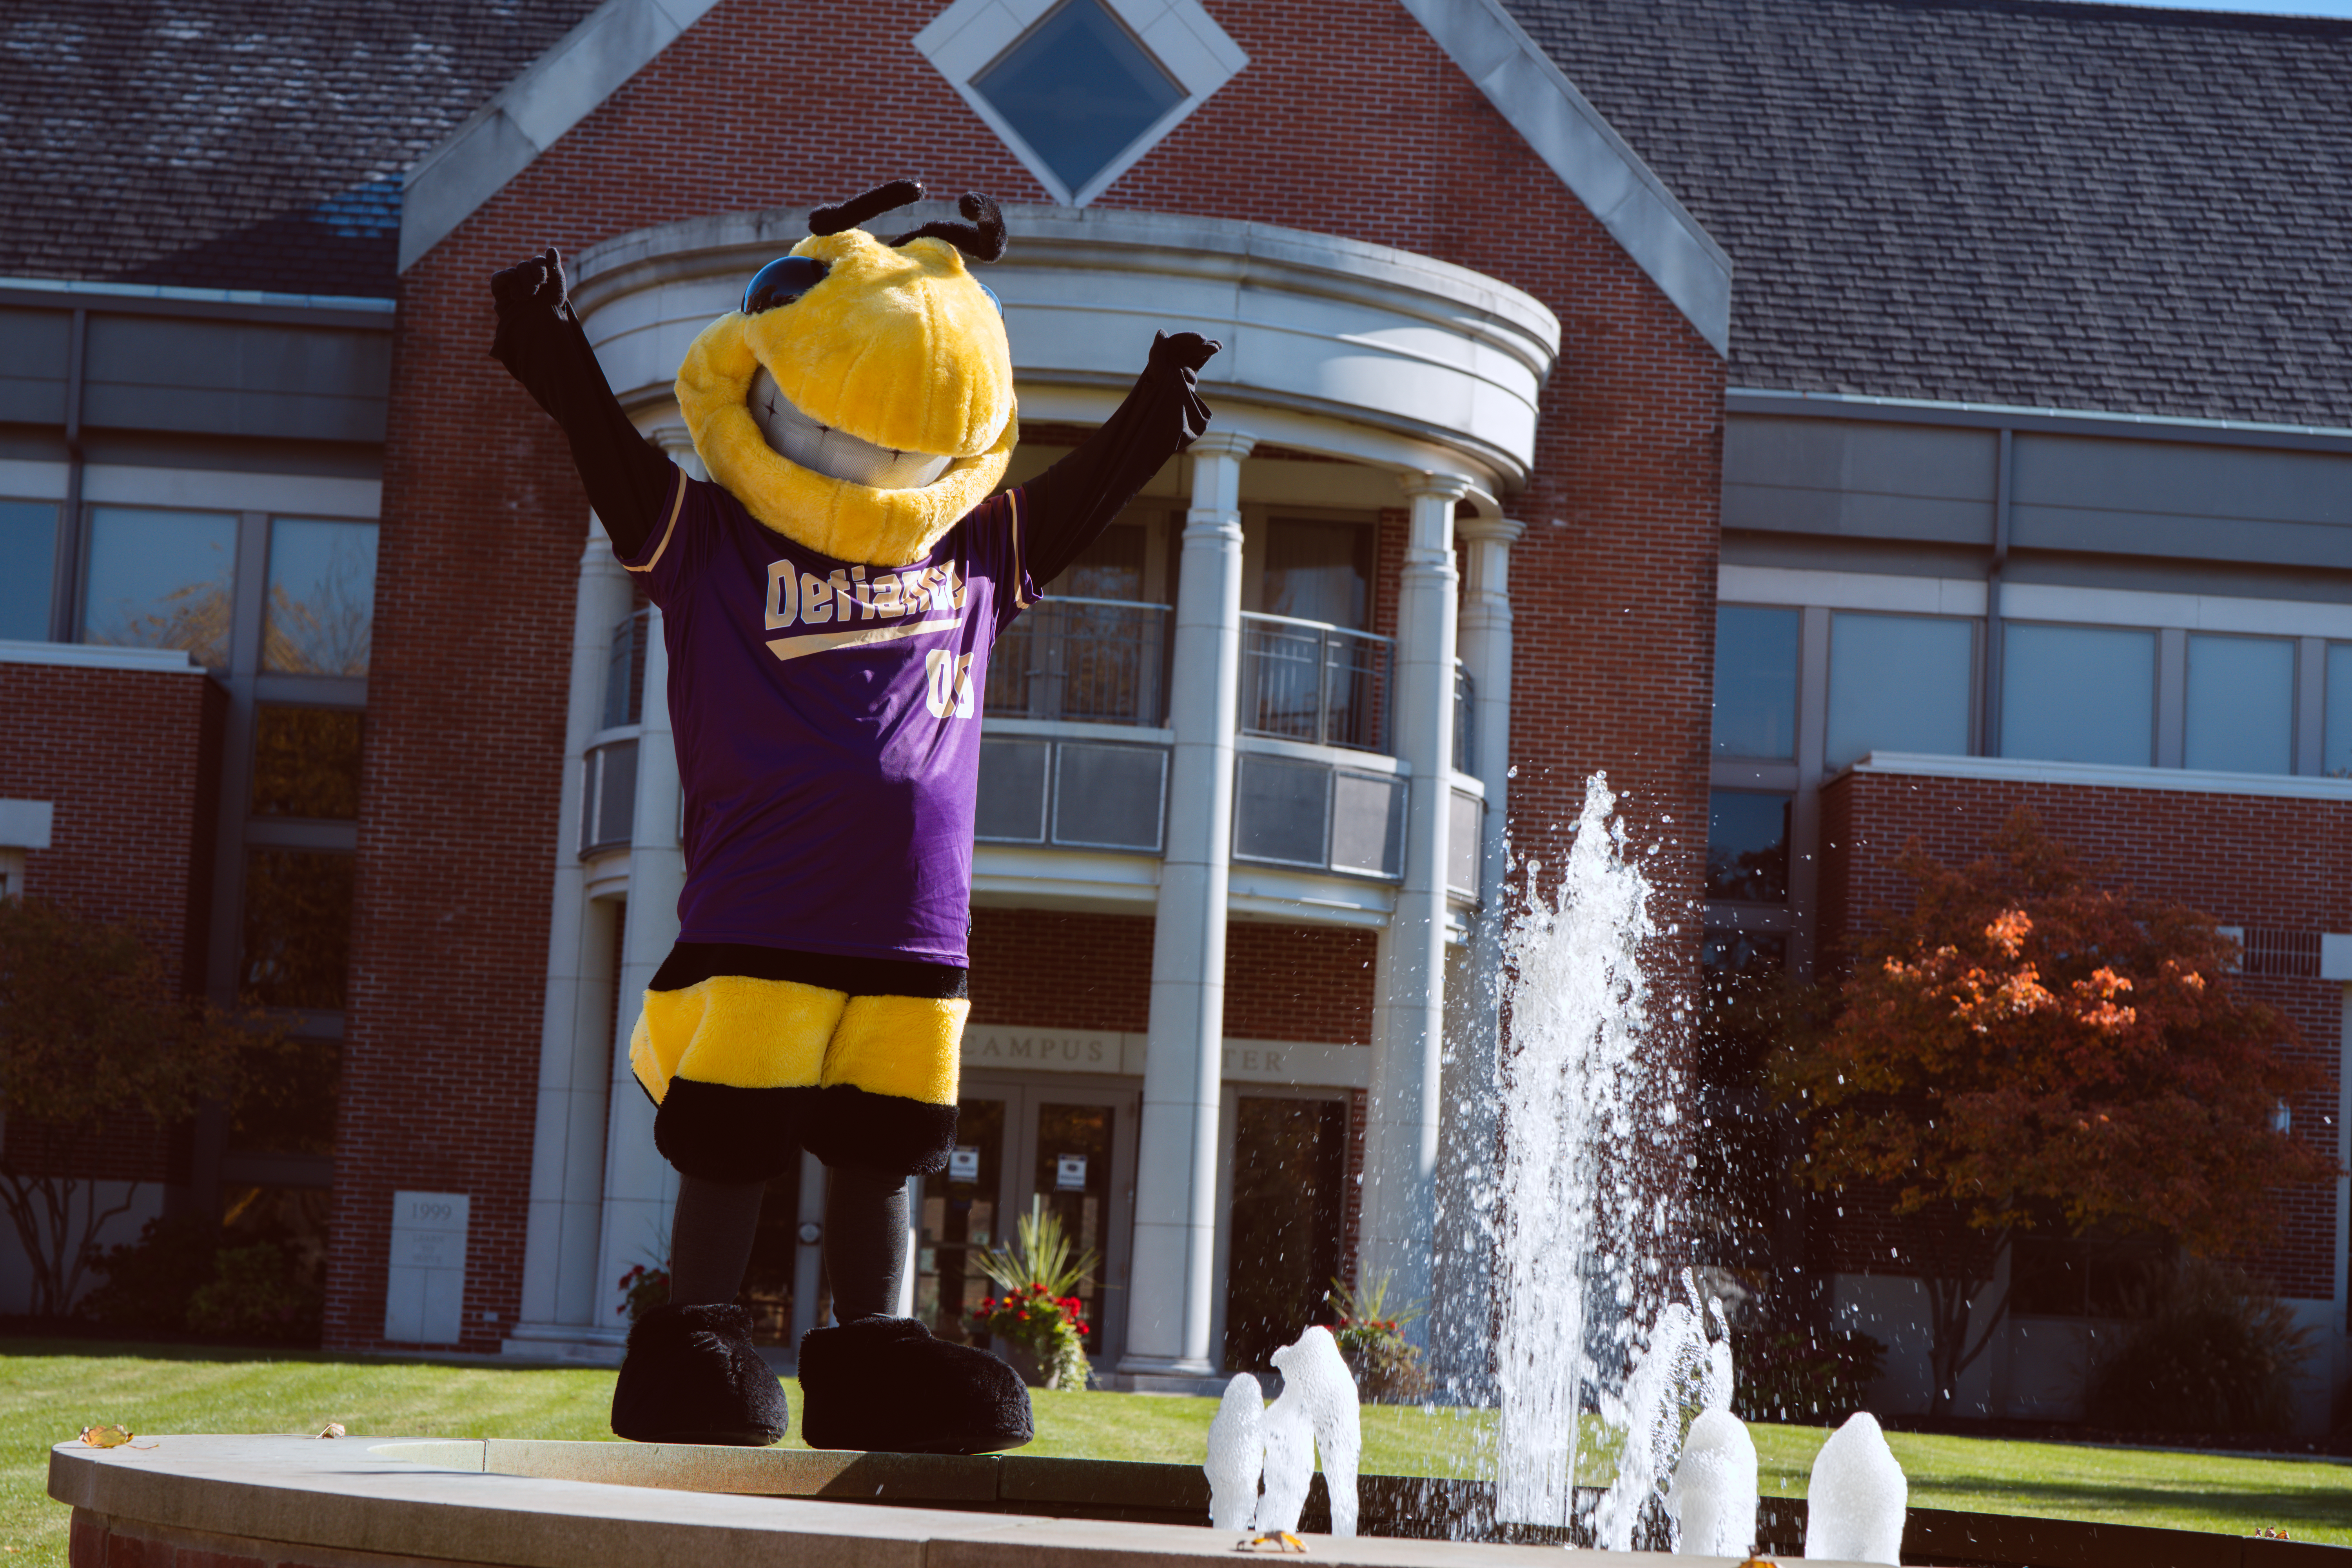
[
  {"left": 45, "top": 1435, "right": 1665, "bottom": 1567},
  {"left": 47, "top": 1434, "right": 2335, "bottom": 1568}
]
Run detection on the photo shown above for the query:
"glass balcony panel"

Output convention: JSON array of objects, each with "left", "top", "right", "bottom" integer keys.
[
  {"left": 975, "top": 737, "right": 1051, "bottom": 843},
  {"left": 579, "top": 738, "right": 638, "bottom": 857},
  {"left": 1232, "top": 753, "right": 1330, "bottom": 868},
  {"left": 1051, "top": 742, "right": 1167, "bottom": 851},
  {"left": 1328, "top": 770, "right": 1405, "bottom": 880}
]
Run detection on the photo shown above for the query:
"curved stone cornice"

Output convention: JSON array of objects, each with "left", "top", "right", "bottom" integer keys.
[{"left": 572, "top": 203, "right": 1563, "bottom": 488}]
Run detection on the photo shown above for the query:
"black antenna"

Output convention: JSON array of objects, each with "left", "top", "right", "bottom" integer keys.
[
  {"left": 891, "top": 192, "right": 1009, "bottom": 264},
  {"left": 809, "top": 180, "right": 926, "bottom": 236}
]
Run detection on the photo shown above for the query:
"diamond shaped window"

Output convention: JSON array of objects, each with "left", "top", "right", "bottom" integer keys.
[
  {"left": 916, "top": 0, "right": 1248, "bottom": 206},
  {"left": 974, "top": 1, "right": 1183, "bottom": 196}
]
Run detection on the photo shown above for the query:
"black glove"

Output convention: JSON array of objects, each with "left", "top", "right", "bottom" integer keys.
[
  {"left": 491, "top": 246, "right": 570, "bottom": 316},
  {"left": 1148, "top": 329, "right": 1221, "bottom": 377}
]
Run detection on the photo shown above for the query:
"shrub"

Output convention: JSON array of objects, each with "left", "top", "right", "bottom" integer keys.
[
  {"left": 80, "top": 1213, "right": 219, "bottom": 1333},
  {"left": 972, "top": 1198, "right": 1098, "bottom": 1390},
  {"left": 2084, "top": 1258, "right": 2307, "bottom": 1434},
  {"left": 185, "top": 1241, "right": 323, "bottom": 1343},
  {"left": 1327, "top": 1270, "right": 1432, "bottom": 1404},
  {"left": 1731, "top": 1326, "right": 1886, "bottom": 1425},
  {"left": 617, "top": 1263, "right": 670, "bottom": 1326}
]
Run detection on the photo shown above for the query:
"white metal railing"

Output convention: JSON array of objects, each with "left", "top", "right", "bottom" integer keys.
[
  {"left": 1238, "top": 612, "right": 1394, "bottom": 754},
  {"left": 985, "top": 597, "right": 1170, "bottom": 726}
]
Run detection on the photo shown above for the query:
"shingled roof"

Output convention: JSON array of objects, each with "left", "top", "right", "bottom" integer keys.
[
  {"left": 1501, "top": 0, "right": 2352, "bottom": 427},
  {"left": 0, "top": 0, "right": 599, "bottom": 299}
]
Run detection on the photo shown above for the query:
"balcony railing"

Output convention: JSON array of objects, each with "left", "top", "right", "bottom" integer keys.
[
  {"left": 1454, "top": 659, "right": 1474, "bottom": 773},
  {"left": 1238, "top": 613, "right": 1392, "bottom": 754},
  {"left": 604, "top": 607, "right": 651, "bottom": 730},
  {"left": 985, "top": 597, "right": 1170, "bottom": 726}
]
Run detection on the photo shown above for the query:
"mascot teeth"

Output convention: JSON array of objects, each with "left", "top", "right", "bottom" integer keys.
[{"left": 748, "top": 365, "right": 951, "bottom": 491}]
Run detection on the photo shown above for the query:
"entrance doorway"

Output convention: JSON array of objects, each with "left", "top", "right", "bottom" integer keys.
[
  {"left": 915, "top": 1076, "right": 1139, "bottom": 1372},
  {"left": 1214, "top": 1087, "right": 1350, "bottom": 1372}
]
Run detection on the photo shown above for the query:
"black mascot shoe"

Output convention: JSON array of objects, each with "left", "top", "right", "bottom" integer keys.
[
  {"left": 610, "top": 1302, "right": 790, "bottom": 1446},
  {"left": 798, "top": 1316, "right": 1033, "bottom": 1455}
]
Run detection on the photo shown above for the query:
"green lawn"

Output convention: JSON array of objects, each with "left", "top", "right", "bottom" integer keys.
[{"left": 3, "top": 1339, "right": 2347, "bottom": 1566}]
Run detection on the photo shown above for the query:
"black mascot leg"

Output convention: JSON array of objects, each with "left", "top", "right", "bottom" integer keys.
[
  {"left": 610, "top": 1104, "right": 794, "bottom": 1446},
  {"left": 668, "top": 1172, "right": 768, "bottom": 1305},
  {"left": 821, "top": 1162, "right": 909, "bottom": 1320},
  {"left": 797, "top": 1160, "right": 1033, "bottom": 1455}
]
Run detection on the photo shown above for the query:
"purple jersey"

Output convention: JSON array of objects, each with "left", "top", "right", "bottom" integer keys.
[{"left": 621, "top": 474, "right": 1037, "bottom": 967}]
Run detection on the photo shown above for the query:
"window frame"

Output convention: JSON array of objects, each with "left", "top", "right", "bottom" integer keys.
[{"left": 913, "top": 0, "right": 1250, "bottom": 206}]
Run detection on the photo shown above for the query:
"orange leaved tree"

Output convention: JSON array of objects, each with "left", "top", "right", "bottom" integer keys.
[{"left": 1781, "top": 812, "right": 2333, "bottom": 1415}]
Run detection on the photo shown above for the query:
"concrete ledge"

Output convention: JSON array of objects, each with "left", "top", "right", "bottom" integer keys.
[
  {"left": 52, "top": 1435, "right": 2342, "bottom": 1567},
  {"left": 50, "top": 1435, "right": 1661, "bottom": 1568}
]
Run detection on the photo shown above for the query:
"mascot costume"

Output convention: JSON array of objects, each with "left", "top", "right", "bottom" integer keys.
[{"left": 490, "top": 180, "right": 1216, "bottom": 1455}]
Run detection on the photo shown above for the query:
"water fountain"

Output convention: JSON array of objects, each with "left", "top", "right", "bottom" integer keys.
[{"left": 1490, "top": 771, "right": 1674, "bottom": 1538}]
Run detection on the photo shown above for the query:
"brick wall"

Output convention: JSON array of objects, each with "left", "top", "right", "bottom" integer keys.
[
  {"left": 0, "top": 660, "right": 222, "bottom": 985},
  {"left": 1818, "top": 768, "right": 2348, "bottom": 1298},
  {"left": 967, "top": 909, "right": 1153, "bottom": 1033},
  {"left": 1224, "top": 923, "right": 1376, "bottom": 1044},
  {"left": 0, "top": 659, "right": 223, "bottom": 1186},
  {"left": 342, "top": 0, "right": 1724, "bottom": 1347}
]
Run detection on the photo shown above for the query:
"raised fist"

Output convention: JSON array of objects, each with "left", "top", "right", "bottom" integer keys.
[
  {"left": 1149, "top": 330, "right": 1221, "bottom": 377},
  {"left": 491, "top": 246, "right": 570, "bottom": 313}
]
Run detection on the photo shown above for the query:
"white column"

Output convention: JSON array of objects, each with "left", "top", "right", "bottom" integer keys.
[
  {"left": 508, "top": 521, "right": 633, "bottom": 1357},
  {"left": 1122, "top": 431, "right": 1253, "bottom": 1377},
  {"left": 1431, "top": 516, "right": 1522, "bottom": 1394},
  {"left": 593, "top": 604, "right": 686, "bottom": 1329},
  {"left": 1364, "top": 473, "right": 1472, "bottom": 1336}
]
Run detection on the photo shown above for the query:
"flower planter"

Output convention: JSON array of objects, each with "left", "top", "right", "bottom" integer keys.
[{"left": 997, "top": 1340, "right": 1060, "bottom": 1390}]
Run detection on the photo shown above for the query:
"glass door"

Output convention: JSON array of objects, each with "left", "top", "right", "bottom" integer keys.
[
  {"left": 1214, "top": 1088, "right": 1350, "bottom": 1372},
  {"left": 915, "top": 1077, "right": 1138, "bottom": 1373}
]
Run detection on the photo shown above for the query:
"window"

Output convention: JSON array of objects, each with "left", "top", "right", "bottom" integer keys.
[
  {"left": 916, "top": 0, "right": 1247, "bottom": 207},
  {"left": 81, "top": 507, "right": 237, "bottom": 667},
  {"left": 1827, "top": 613, "right": 1973, "bottom": 768},
  {"left": 2001, "top": 623, "right": 2156, "bottom": 767},
  {"left": 1261, "top": 518, "right": 1369, "bottom": 630},
  {"left": 251, "top": 707, "right": 363, "bottom": 819},
  {"left": 0, "top": 501, "right": 56, "bottom": 641},
  {"left": 1712, "top": 606, "right": 1798, "bottom": 759},
  {"left": 2185, "top": 633, "right": 2293, "bottom": 774},
  {"left": 2327, "top": 644, "right": 2352, "bottom": 778},
  {"left": 1706, "top": 791, "right": 1790, "bottom": 903},
  {"left": 263, "top": 518, "right": 378, "bottom": 675},
  {"left": 974, "top": 0, "right": 1183, "bottom": 196},
  {"left": 1058, "top": 522, "right": 1147, "bottom": 602},
  {"left": 240, "top": 849, "right": 355, "bottom": 1009},
  {"left": 2010, "top": 1232, "right": 2168, "bottom": 1318}
]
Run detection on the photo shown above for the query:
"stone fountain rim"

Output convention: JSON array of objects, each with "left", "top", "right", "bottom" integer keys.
[{"left": 47, "top": 1434, "right": 1694, "bottom": 1568}]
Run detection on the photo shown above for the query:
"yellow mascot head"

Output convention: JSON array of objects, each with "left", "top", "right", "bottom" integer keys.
[{"left": 675, "top": 181, "right": 1017, "bottom": 566}]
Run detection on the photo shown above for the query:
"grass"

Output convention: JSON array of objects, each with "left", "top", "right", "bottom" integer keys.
[{"left": 2, "top": 1339, "right": 2347, "bottom": 1565}]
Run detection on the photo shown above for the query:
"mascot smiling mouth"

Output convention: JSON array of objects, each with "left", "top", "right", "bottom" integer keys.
[{"left": 674, "top": 183, "right": 1020, "bottom": 565}]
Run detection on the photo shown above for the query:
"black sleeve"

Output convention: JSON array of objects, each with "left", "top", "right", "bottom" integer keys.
[
  {"left": 489, "top": 285, "right": 677, "bottom": 560},
  {"left": 1022, "top": 333, "right": 1215, "bottom": 587}
]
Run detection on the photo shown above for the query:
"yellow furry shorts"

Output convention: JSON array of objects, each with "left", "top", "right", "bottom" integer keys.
[{"left": 632, "top": 973, "right": 967, "bottom": 1183}]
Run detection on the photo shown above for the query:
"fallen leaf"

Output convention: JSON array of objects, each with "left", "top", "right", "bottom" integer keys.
[
  {"left": 318, "top": 1423, "right": 346, "bottom": 1439},
  {"left": 78, "top": 1426, "right": 133, "bottom": 1448}
]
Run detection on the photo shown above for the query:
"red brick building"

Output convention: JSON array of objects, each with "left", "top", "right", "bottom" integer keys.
[{"left": 5, "top": 0, "right": 2350, "bottom": 1430}]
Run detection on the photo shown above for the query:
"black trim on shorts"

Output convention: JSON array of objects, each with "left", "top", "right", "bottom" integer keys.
[
  {"left": 654, "top": 1080, "right": 960, "bottom": 1182},
  {"left": 648, "top": 940, "right": 968, "bottom": 1000}
]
